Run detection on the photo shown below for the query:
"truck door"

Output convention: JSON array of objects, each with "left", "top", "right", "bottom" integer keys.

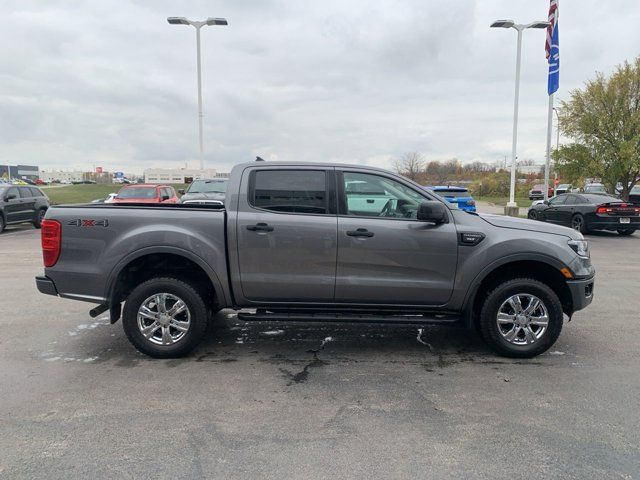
[
  {"left": 335, "top": 170, "right": 458, "bottom": 305},
  {"left": 236, "top": 168, "right": 337, "bottom": 302}
]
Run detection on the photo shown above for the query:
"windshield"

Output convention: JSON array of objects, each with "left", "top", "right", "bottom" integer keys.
[
  {"left": 117, "top": 187, "right": 157, "bottom": 199},
  {"left": 630, "top": 186, "right": 640, "bottom": 194},
  {"left": 186, "top": 179, "right": 228, "bottom": 194},
  {"left": 585, "top": 185, "right": 607, "bottom": 193}
]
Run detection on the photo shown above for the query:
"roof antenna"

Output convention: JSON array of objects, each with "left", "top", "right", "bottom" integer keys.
[{"left": 255, "top": 156, "right": 265, "bottom": 162}]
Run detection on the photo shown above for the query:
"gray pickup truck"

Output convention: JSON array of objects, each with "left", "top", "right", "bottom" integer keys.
[{"left": 36, "top": 162, "right": 595, "bottom": 358}]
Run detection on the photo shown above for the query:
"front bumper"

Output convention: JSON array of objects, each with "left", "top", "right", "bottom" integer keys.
[
  {"left": 35, "top": 275, "right": 58, "bottom": 297},
  {"left": 566, "top": 275, "right": 594, "bottom": 313}
]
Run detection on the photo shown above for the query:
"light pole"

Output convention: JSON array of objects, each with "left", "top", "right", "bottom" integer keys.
[
  {"left": 552, "top": 107, "right": 560, "bottom": 151},
  {"left": 167, "top": 16, "right": 228, "bottom": 171},
  {"left": 491, "top": 19, "right": 549, "bottom": 214}
]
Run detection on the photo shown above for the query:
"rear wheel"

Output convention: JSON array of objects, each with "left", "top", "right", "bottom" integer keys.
[
  {"left": 122, "top": 277, "right": 209, "bottom": 358},
  {"left": 571, "top": 214, "right": 588, "bottom": 234},
  {"left": 479, "top": 278, "right": 564, "bottom": 358},
  {"left": 33, "top": 208, "right": 47, "bottom": 229},
  {"left": 0, "top": 214, "right": 5, "bottom": 233},
  {"left": 617, "top": 229, "right": 636, "bottom": 236}
]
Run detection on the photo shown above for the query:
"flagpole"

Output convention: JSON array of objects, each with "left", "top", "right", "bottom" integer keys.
[{"left": 543, "top": 93, "right": 554, "bottom": 201}]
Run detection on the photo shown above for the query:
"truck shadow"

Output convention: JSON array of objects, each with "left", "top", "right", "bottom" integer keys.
[{"left": 76, "top": 311, "right": 549, "bottom": 375}]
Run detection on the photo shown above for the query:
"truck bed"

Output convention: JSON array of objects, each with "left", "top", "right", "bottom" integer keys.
[{"left": 42, "top": 204, "right": 229, "bottom": 305}]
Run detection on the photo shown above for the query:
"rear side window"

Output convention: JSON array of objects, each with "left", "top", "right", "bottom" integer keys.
[
  {"left": 29, "top": 187, "right": 43, "bottom": 197},
  {"left": 250, "top": 170, "right": 328, "bottom": 214}
]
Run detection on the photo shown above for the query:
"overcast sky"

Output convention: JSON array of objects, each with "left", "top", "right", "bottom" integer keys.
[{"left": 1, "top": 0, "right": 639, "bottom": 174}]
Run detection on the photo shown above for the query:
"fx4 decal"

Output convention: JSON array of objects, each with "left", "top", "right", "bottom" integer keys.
[{"left": 68, "top": 219, "right": 109, "bottom": 227}]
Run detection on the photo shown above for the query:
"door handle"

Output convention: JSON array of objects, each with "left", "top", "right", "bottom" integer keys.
[
  {"left": 346, "top": 228, "right": 374, "bottom": 238},
  {"left": 246, "top": 222, "right": 274, "bottom": 232}
]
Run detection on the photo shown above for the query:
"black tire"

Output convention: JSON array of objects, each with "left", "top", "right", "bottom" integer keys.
[
  {"left": 617, "top": 229, "right": 636, "bottom": 236},
  {"left": 0, "top": 214, "right": 5, "bottom": 233},
  {"left": 122, "top": 277, "right": 209, "bottom": 358},
  {"left": 571, "top": 213, "right": 588, "bottom": 234},
  {"left": 527, "top": 210, "right": 538, "bottom": 220},
  {"left": 33, "top": 208, "right": 47, "bottom": 229},
  {"left": 478, "top": 278, "right": 564, "bottom": 358}
]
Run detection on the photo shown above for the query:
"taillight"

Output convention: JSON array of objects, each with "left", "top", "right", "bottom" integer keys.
[
  {"left": 596, "top": 205, "right": 607, "bottom": 214},
  {"left": 41, "top": 219, "right": 61, "bottom": 267}
]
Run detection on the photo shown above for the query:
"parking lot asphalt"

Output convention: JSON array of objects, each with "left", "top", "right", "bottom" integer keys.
[{"left": 0, "top": 226, "right": 639, "bottom": 479}]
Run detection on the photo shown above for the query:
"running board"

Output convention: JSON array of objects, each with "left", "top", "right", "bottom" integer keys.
[{"left": 237, "top": 311, "right": 460, "bottom": 324}]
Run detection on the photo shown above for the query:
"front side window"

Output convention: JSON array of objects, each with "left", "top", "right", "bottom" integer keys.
[
  {"left": 251, "top": 170, "right": 328, "bottom": 214},
  {"left": 549, "top": 195, "right": 567, "bottom": 206},
  {"left": 6, "top": 187, "right": 19, "bottom": 200},
  {"left": 342, "top": 172, "right": 425, "bottom": 219}
]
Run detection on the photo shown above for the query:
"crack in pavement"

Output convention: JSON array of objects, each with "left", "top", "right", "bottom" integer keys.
[{"left": 280, "top": 337, "right": 333, "bottom": 385}]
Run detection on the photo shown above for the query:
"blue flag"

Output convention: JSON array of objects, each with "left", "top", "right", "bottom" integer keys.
[{"left": 547, "top": 22, "right": 559, "bottom": 95}]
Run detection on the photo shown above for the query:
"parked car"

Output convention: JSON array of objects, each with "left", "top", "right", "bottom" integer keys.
[
  {"left": 35, "top": 179, "right": 47, "bottom": 185},
  {"left": 179, "top": 178, "right": 228, "bottom": 205},
  {"left": 0, "top": 185, "right": 49, "bottom": 233},
  {"left": 91, "top": 193, "right": 117, "bottom": 204},
  {"left": 629, "top": 185, "right": 640, "bottom": 205},
  {"left": 529, "top": 184, "right": 554, "bottom": 200},
  {"left": 112, "top": 185, "right": 179, "bottom": 204},
  {"left": 36, "top": 161, "right": 595, "bottom": 359},
  {"left": 555, "top": 184, "right": 573, "bottom": 195},
  {"left": 583, "top": 183, "right": 608, "bottom": 195},
  {"left": 426, "top": 186, "right": 476, "bottom": 212},
  {"left": 528, "top": 193, "right": 639, "bottom": 235}
]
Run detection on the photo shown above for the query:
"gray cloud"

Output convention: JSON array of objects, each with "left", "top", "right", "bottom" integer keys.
[{"left": 1, "top": 0, "right": 639, "bottom": 174}]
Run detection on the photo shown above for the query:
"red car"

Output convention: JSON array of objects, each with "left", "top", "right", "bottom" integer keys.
[
  {"left": 529, "top": 184, "right": 554, "bottom": 200},
  {"left": 112, "top": 184, "right": 179, "bottom": 204}
]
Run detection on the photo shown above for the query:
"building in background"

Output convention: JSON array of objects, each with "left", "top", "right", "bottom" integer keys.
[
  {"left": 0, "top": 164, "right": 39, "bottom": 180},
  {"left": 143, "top": 168, "right": 217, "bottom": 184},
  {"left": 39, "top": 170, "right": 84, "bottom": 183}
]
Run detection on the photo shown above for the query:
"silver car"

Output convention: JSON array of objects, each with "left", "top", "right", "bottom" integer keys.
[{"left": 179, "top": 178, "right": 228, "bottom": 205}]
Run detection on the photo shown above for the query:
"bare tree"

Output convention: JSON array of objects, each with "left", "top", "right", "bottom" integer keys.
[{"left": 394, "top": 152, "right": 424, "bottom": 181}]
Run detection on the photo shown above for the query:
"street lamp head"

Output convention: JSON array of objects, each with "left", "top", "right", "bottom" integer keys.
[
  {"left": 491, "top": 19, "right": 515, "bottom": 28},
  {"left": 206, "top": 17, "right": 228, "bottom": 26},
  {"left": 167, "top": 17, "right": 190, "bottom": 25},
  {"left": 528, "top": 21, "right": 550, "bottom": 29}
]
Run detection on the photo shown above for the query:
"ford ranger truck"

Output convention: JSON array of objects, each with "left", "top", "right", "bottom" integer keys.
[{"left": 35, "top": 162, "right": 595, "bottom": 358}]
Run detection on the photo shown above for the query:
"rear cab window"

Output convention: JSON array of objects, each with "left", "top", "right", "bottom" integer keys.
[{"left": 249, "top": 170, "right": 330, "bottom": 214}]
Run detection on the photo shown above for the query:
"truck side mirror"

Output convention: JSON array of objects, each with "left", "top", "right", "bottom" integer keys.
[
  {"left": 161, "top": 195, "right": 170, "bottom": 201},
  {"left": 417, "top": 201, "right": 447, "bottom": 224},
  {"left": 5, "top": 193, "right": 17, "bottom": 201},
  {"left": 178, "top": 189, "right": 185, "bottom": 195}
]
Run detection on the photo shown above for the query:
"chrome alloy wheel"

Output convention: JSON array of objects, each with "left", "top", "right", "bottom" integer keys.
[
  {"left": 137, "top": 293, "right": 191, "bottom": 346},
  {"left": 572, "top": 215, "right": 583, "bottom": 231},
  {"left": 496, "top": 294, "right": 549, "bottom": 345}
]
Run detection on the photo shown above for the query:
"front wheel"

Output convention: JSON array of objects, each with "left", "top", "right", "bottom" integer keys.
[
  {"left": 617, "top": 229, "right": 636, "bottom": 236},
  {"left": 527, "top": 210, "right": 538, "bottom": 220},
  {"left": 122, "top": 277, "right": 209, "bottom": 358},
  {"left": 478, "top": 278, "right": 564, "bottom": 358}
]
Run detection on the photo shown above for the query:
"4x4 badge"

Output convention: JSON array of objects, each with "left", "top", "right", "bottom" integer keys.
[{"left": 68, "top": 219, "right": 109, "bottom": 227}]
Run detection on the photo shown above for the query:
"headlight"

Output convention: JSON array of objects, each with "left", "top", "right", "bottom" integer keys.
[{"left": 568, "top": 239, "right": 590, "bottom": 258}]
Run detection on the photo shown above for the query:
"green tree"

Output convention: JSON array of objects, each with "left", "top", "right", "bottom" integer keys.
[{"left": 555, "top": 57, "right": 640, "bottom": 200}]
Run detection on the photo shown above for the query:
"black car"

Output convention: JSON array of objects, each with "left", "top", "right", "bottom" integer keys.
[
  {"left": 0, "top": 185, "right": 50, "bottom": 233},
  {"left": 528, "top": 193, "right": 639, "bottom": 236}
]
